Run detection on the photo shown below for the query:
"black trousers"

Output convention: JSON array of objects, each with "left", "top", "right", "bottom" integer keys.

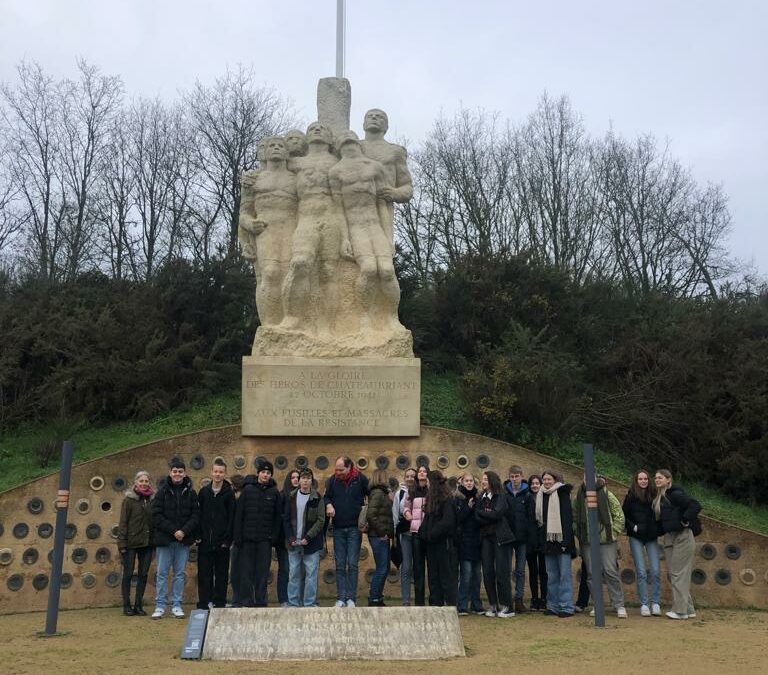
[
  {"left": 121, "top": 546, "right": 153, "bottom": 607},
  {"left": 481, "top": 536, "right": 512, "bottom": 609},
  {"left": 274, "top": 541, "right": 289, "bottom": 604},
  {"left": 240, "top": 540, "right": 272, "bottom": 607},
  {"left": 412, "top": 535, "right": 428, "bottom": 606},
  {"left": 527, "top": 549, "right": 548, "bottom": 601},
  {"left": 426, "top": 539, "right": 458, "bottom": 606},
  {"left": 576, "top": 558, "right": 591, "bottom": 608},
  {"left": 230, "top": 544, "right": 242, "bottom": 605},
  {"left": 197, "top": 545, "right": 230, "bottom": 608}
]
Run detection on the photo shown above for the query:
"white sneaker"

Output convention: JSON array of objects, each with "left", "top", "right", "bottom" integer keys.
[
  {"left": 688, "top": 612, "right": 697, "bottom": 618},
  {"left": 280, "top": 602, "right": 290, "bottom": 608},
  {"left": 666, "top": 611, "right": 688, "bottom": 620},
  {"left": 589, "top": 609, "right": 595, "bottom": 617},
  {"left": 151, "top": 607, "right": 164, "bottom": 620},
  {"left": 497, "top": 606, "right": 515, "bottom": 618},
  {"left": 335, "top": 600, "right": 345, "bottom": 608},
  {"left": 171, "top": 606, "right": 185, "bottom": 619},
  {"left": 651, "top": 603, "right": 662, "bottom": 616},
  {"left": 346, "top": 599, "right": 356, "bottom": 608},
  {"left": 484, "top": 607, "right": 497, "bottom": 617},
  {"left": 617, "top": 607, "right": 628, "bottom": 619},
  {"left": 640, "top": 605, "right": 651, "bottom": 617}
]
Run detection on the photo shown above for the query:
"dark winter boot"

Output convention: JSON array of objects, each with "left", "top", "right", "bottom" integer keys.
[
  {"left": 133, "top": 577, "right": 148, "bottom": 616},
  {"left": 514, "top": 598, "right": 527, "bottom": 613}
]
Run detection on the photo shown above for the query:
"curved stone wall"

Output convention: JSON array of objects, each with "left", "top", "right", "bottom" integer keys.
[{"left": 0, "top": 425, "right": 765, "bottom": 613}]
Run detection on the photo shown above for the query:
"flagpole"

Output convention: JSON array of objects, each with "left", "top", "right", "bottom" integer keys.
[{"left": 336, "top": 0, "right": 346, "bottom": 78}]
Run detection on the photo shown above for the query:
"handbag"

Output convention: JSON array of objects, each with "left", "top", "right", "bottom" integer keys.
[
  {"left": 390, "top": 537, "right": 403, "bottom": 568},
  {"left": 358, "top": 504, "right": 368, "bottom": 532}
]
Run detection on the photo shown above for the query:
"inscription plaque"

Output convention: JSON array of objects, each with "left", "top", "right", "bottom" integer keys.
[
  {"left": 242, "top": 357, "right": 421, "bottom": 436},
  {"left": 202, "top": 606, "right": 464, "bottom": 661}
]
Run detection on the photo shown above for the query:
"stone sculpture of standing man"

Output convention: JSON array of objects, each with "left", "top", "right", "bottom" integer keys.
[
  {"left": 330, "top": 131, "right": 402, "bottom": 333},
  {"left": 239, "top": 137, "right": 298, "bottom": 326},
  {"left": 360, "top": 108, "right": 413, "bottom": 245}
]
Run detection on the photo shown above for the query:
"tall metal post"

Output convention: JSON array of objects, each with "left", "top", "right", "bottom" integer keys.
[
  {"left": 336, "top": 0, "right": 346, "bottom": 78},
  {"left": 43, "top": 440, "right": 74, "bottom": 636},
  {"left": 583, "top": 443, "right": 605, "bottom": 627}
]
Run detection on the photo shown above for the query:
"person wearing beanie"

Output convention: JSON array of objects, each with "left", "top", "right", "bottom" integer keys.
[
  {"left": 151, "top": 457, "right": 200, "bottom": 619},
  {"left": 324, "top": 455, "right": 369, "bottom": 607},
  {"left": 233, "top": 458, "right": 282, "bottom": 607}
]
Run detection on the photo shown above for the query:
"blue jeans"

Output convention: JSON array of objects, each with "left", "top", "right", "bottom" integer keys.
[
  {"left": 155, "top": 542, "right": 190, "bottom": 610},
  {"left": 368, "top": 535, "right": 390, "bottom": 602},
  {"left": 544, "top": 553, "right": 573, "bottom": 615},
  {"left": 399, "top": 533, "right": 413, "bottom": 604},
  {"left": 629, "top": 537, "right": 661, "bottom": 606},
  {"left": 287, "top": 547, "right": 320, "bottom": 607},
  {"left": 457, "top": 559, "right": 483, "bottom": 612},
  {"left": 333, "top": 526, "right": 361, "bottom": 603},
  {"left": 511, "top": 541, "right": 527, "bottom": 600}
]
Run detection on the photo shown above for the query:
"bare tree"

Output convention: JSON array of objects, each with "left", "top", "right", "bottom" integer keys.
[
  {"left": 183, "top": 66, "right": 296, "bottom": 258},
  {"left": 129, "top": 98, "right": 183, "bottom": 280},
  {"left": 513, "top": 94, "right": 604, "bottom": 283},
  {"left": 1, "top": 61, "right": 66, "bottom": 279},
  {"left": 93, "top": 110, "right": 136, "bottom": 280},
  {"left": 57, "top": 59, "right": 123, "bottom": 279}
]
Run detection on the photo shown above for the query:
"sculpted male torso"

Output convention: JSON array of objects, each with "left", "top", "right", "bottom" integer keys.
[
  {"left": 359, "top": 108, "right": 414, "bottom": 245},
  {"left": 280, "top": 122, "right": 344, "bottom": 337},
  {"left": 239, "top": 137, "right": 297, "bottom": 326},
  {"left": 330, "top": 133, "right": 401, "bottom": 333}
]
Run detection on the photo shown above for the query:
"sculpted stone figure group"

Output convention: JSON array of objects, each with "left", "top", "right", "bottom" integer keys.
[{"left": 239, "top": 109, "right": 414, "bottom": 357}]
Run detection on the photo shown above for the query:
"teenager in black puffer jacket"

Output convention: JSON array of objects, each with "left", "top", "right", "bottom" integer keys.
[
  {"left": 654, "top": 469, "right": 702, "bottom": 620},
  {"left": 622, "top": 468, "right": 661, "bottom": 616},
  {"left": 455, "top": 472, "right": 484, "bottom": 615},
  {"left": 233, "top": 460, "right": 282, "bottom": 607},
  {"left": 365, "top": 470, "right": 394, "bottom": 606}
]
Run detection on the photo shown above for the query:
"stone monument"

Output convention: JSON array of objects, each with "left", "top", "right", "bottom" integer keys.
[{"left": 241, "top": 78, "right": 420, "bottom": 436}]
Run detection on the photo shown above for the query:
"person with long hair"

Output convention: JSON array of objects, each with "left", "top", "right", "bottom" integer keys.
[
  {"left": 475, "top": 471, "right": 515, "bottom": 618},
  {"left": 455, "top": 472, "right": 485, "bottom": 615},
  {"left": 654, "top": 469, "right": 702, "bottom": 620},
  {"left": 392, "top": 467, "right": 417, "bottom": 605},
  {"left": 535, "top": 470, "right": 576, "bottom": 618},
  {"left": 525, "top": 474, "right": 547, "bottom": 611},
  {"left": 276, "top": 470, "right": 300, "bottom": 607},
  {"left": 366, "top": 469, "right": 394, "bottom": 606},
  {"left": 623, "top": 469, "right": 661, "bottom": 616},
  {"left": 420, "top": 470, "right": 457, "bottom": 606},
  {"left": 403, "top": 465, "right": 429, "bottom": 606},
  {"left": 117, "top": 470, "right": 154, "bottom": 616}
]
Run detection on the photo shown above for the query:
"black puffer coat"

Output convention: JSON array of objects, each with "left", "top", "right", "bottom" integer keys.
[
  {"left": 503, "top": 480, "right": 536, "bottom": 545},
  {"left": 197, "top": 480, "right": 236, "bottom": 550},
  {"left": 151, "top": 476, "right": 200, "bottom": 546},
  {"left": 622, "top": 491, "right": 658, "bottom": 543},
  {"left": 233, "top": 475, "right": 282, "bottom": 545},
  {"left": 455, "top": 488, "right": 481, "bottom": 561},
  {"left": 658, "top": 485, "right": 702, "bottom": 536}
]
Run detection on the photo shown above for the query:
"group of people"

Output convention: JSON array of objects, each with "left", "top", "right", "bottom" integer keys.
[{"left": 118, "top": 455, "right": 702, "bottom": 621}]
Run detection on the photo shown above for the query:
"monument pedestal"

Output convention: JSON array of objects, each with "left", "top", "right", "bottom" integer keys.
[{"left": 242, "top": 356, "right": 421, "bottom": 436}]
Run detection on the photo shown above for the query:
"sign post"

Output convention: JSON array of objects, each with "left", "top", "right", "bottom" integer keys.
[{"left": 583, "top": 442, "right": 605, "bottom": 628}]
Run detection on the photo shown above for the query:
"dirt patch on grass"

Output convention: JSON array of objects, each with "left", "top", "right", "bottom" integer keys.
[{"left": 2, "top": 607, "right": 766, "bottom": 674}]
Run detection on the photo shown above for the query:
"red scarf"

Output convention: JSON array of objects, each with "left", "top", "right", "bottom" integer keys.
[
  {"left": 134, "top": 485, "right": 154, "bottom": 498},
  {"left": 338, "top": 465, "right": 359, "bottom": 486}
]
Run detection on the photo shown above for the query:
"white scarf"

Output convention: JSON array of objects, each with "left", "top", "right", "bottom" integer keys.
[{"left": 536, "top": 482, "right": 564, "bottom": 542}]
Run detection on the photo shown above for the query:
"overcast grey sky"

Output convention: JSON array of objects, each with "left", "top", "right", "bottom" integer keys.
[{"left": 2, "top": 0, "right": 766, "bottom": 273}]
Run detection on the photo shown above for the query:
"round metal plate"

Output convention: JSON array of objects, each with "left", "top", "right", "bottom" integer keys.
[
  {"left": 76, "top": 498, "right": 91, "bottom": 515},
  {"left": 22, "top": 547, "right": 39, "bottom": 565},
  {"left": 82, "top": 573, "right": 96, "bottom": 589},
  {"left": 315, "top": 456, "right": 329, "bottom": 470},
  {"left": 60, "top": 573, "right": 73, "bottom": 589},
  {"left": 95, "top": 547, "right": 111, "bottom": 564},
  {"left": 105, "top": 571, "right": 121, "bottom": 588},
  {"left": 725, "top": 543, "right": 741, "bottom": 560},
  {"left": 86, "top": 523, "right": 102, "bottom": 540},
  {"left": 27, "top": 497, "right": 44, "bottom": 515},
  {"left": 112, "top": 476, "right": 127, "bottom": 491},
  {"left": 89, "top": 475, "right": 105, "bottom": 491},
  {"left": 691, "top": 568, "right": 707, "bottom": 585},
  {"left": 0, "top": 548, "right": 13, "bottom": 566},
  {"left": 376, "top": 455, "right": 390, "bottom": 470},
  {"left": 72, "top": 548, "right": 88, "bottom": 564},
  {"left": 190, "top": 454, "right": 205, "bottom": 471},
  {"left": 37, "top": 523, "right": 54, "bottom": 539},
  {"left": 32, "top": 573, "right": 49, "bottom": 591},
  {"left": 7, "top": 574, "right": 24, "bottom": 591},
  {"left": 64, "top": 523, "right": 77, "bottom": 540},
  {"left": 700, "top": 543, "right": 717, "bottom": 560},
  {"left": 357, "top": 457, "right": 369, "bottom": 470},
  {"left": 233, "top": 455, "right": 246, "bottom": 470},
  {"left": 12, "top": 522, "right": 29, "bottom": 539},
  {"left": 714, "top": 568, "right": 732, "bottom": 586},
  {"left": 395, "top": 455, "right": 409, "bottom": 470},
  {"left": 456, "top": 455, "right": 469, "bottom": 469},
  {"left": 476, "top": 454, "right": 490, "bottom": 469}
]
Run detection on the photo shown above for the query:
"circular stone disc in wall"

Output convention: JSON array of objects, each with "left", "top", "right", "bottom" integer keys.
[
  {"left": 7, "top": 574, "right": 24, "bottom": 591},
  {"left": 456, "top": 455, "right": 469, "bottom": 469},
  {"left": 725, "top": 543, "right": 741, "bottom": 560},
  {"left": 89, "top": 475, "right": 105, "bottom": 491},
  {"left": 95, "top": 547, "right": 111, "bottom": 564},
  {"left": 60, "top": 573, "right": 73, "bottom": 589},
  {"left": 233, "top": 455, "right": 246, "bottom": 470},
  {"left": 76, "top": 498, "right": 91, "bottom": 515},
  {"left": 37, "top": 523, "right": 54, "bottom": 539},
  {"left": 0, "top": 548, "right": 13, "bottom": 566},
  {"left": 86, "top": 523, "right": 102, "bottom": 539},
  {"left": 22, "top": 547, "right": 39, "bottom": 565},
  {"left": 315, "top": 456, "right": 329, "bottom": 470},
  {"left": 699, "top": 543, "right": 717, "bottom": 560},
  {"left": 82, "top": 573, "right": 96, "bottom": 589},
  {"left": 376, "top": 455, "right": 389, "bottom": 470},
  {"left": 12, "top": 522, "right": 29, "bottom": 539},
  {"left": 395, "top": 455, "right": 409, "bottom": 470},
  {"left": 714, "top": 568, "right": 732, "bottom": 586},
  {"left": 105, "top": 572, "right": 121, "bottom": 588},
  {"left": 691, "top": 568, "right": 707, "bottom": 585},
  {"left": 190, "top": 454, "right": 205, "bottom": 471},
  {"left": 27, "top": 497, "right": 44, "bottom": 515},
  {"left": 738, "top": 568, "right": 756, "bottom": 586},
  {"left": 64, "top": 523, "right": 77, "bottom": 540},
  {"left": 111, "top": 476, "right": 127, "bottom": 491},
  {"left": 32, "top": 573, "right": 49, "bottom": 591}
]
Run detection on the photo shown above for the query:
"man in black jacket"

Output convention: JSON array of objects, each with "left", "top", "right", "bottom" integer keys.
[
  {"left": 504, "top": 465, "right": 536, "bottom": 613},
  {"left": 196, "top": 458, "right": 236, "bottom": 609},
  {"left": 151, "top": 457, "right": 200, "bottom": 619},
  {"left": 233, "top": 459, "right": 282, "bottom": 607}
]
